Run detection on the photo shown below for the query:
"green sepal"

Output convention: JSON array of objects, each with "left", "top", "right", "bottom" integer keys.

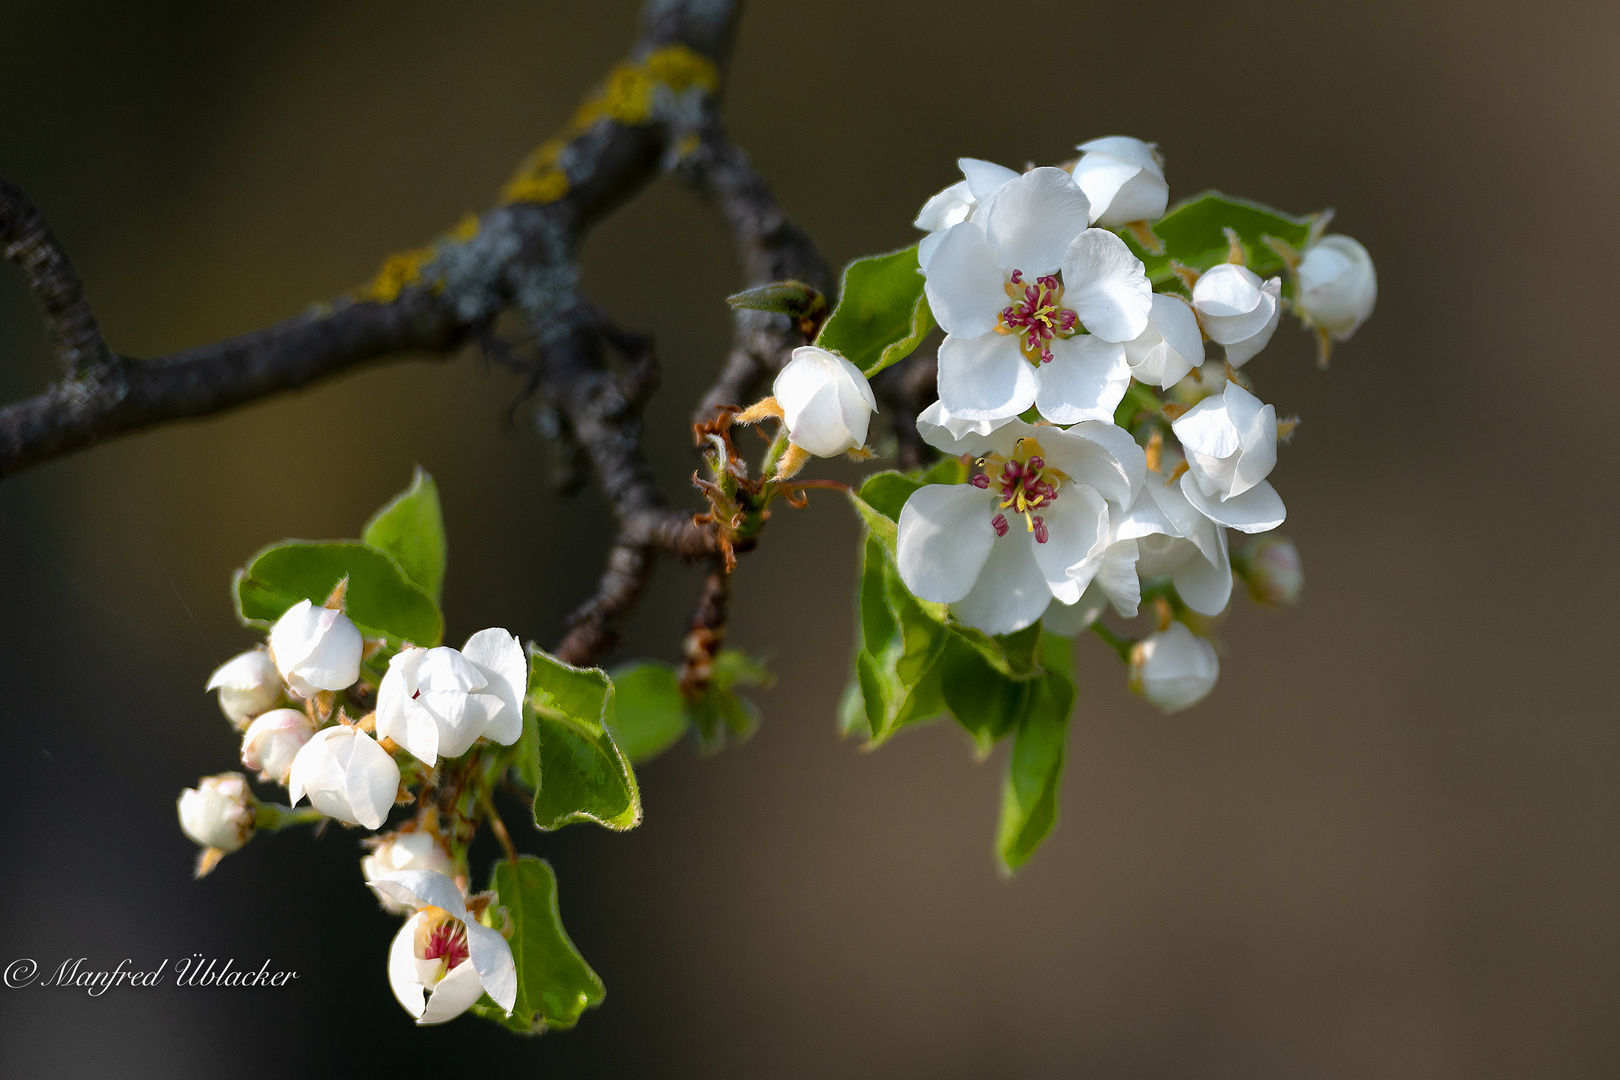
[
  {"left": 361, "top": 466, "right": 448, "bottom": 602},
  {"left": 233, "top": 539, "right": 443, "bottom": 646}
]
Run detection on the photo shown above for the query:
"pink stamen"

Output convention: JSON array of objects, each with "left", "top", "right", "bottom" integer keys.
[
  {"left": 991, "top": 514, "right": 1009, "bottom": 537},
  {"left": 422, "top": 920, "right": 470, "bottom": 972},
  {"left": 1033, "top": 516, "right": 1048, "bottom": 544},
  {"left": 970, "top": 473, "right": 990, "bottom": 489}
]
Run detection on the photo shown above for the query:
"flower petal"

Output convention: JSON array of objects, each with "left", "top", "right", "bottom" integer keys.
[
  {"left": 369, "top": 869, "right": 469, "bottom": 920},
  {"left": 921, "top": 223, "right": 1005, "bottom": 339},
  {"left": 914, "top": 179, "right": 974, "bottom": 232},
  {"left": 337, "top": 730, "right": 401, "bottom": 831},
  {"left": 915, "top": 400, "right": 1015, "bottom": 456},
  {"left": 1171, "top": 528, "right": 1233, "bottom": 616},
  {"left": 949, "top": 533, "right": 1053, "bottom": 636},
  {"left": 1041, "top": 587, "right": 1107, "bottom": 636},
  {"left": 982, "top": 167, "right": 1091, "bottom": 276},
  {"left": 958, "top": 157, "right": 1019, "bottom": 202},
  {"left": 896, "top": 484, "right": 997, "bottom": 605},
  {"left": 1095, "top": 538, "right": 1142, "bottom": 617},
  {"left": 1031, "top": 485, "right": 1109, "bottom": 604},
  {"left": 464, "top": 919, "right": 518, "bottom": 1013},
  {"left": 1229, "top": 401, "right": 1277, "bottom": 498},
  {"left": 936, "top": 331, "right": 1038, "bottom": 421},
  {"left": 1033, "top": 335, "right": 1131, "bottom": 425},
  {"left": 1181, "top": 472, "right": 1286, "bottom": 533},
  {"left": 1062, "top": 229, "right": 1152, "bottom": 342},
  {"left": 389, "top": 914, "right": 428, "bottom": 1019},
  {"left": 462, "top": 628, "right": 528, "bottom": 746},
  {"left": 1222, "top": 279, "right": 1281, "bottom": 367},
  {"left": 1076, "top": 136, "right": 1164, "bottom": 180},
  {"left": 1036, "top": 420, "right": 1146, "bottom": 510},
  {"left": 417, "top": 957, "right": 486, "bottom": 1025}
]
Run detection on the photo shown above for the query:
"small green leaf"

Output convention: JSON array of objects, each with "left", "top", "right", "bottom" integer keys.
[
  {"left": 604, "top": 662, "right": 689, "bottom": 764},
  {"left": 846, "top": 488, "right": 900, "bottom": 555},
  {"left": 524, "top": 647, "right": 641, "bottom": 831},
  {"left": 233, "top": 540, "right": 443, "bottom": 646},
  {"left": 816, "top": 245, "right": 932, "bottom": 376},
  {"left": 1134, "top": 191, "right": 1314, "bottom": 287},
  {"left": 725, "top": 279, "right": 827, "bottom": 322},
  {"left": 996, "top": 633, "right": 1078, "bottom": 872},
  {"left": 470, "top": 856, "right": 604, "bottom": 1033},
  {"left": 361, "top": 466, "right": 447, "bottom": 601},
  {"left": 858, "top": 534, "right": 899, "bottom": 655},
  {"left": 939, "top": 634, "right": 1033, "bottom": 753},
  {"left": 857, "top": 470, "right": 924, "bottom": 524},
  {"left": 944, "top": 620, "right": 1044, "bottom": 680},
  {"left": 916, "top": 455, "right": 968, "bottom": 487},
  {"left": 688, "top": 649, "right": 771, "bottom": 751}
]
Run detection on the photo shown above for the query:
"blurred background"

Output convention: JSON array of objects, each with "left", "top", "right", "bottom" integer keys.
[{"left": 2, "top": 0, "right": 1616, "bottom": 1076}]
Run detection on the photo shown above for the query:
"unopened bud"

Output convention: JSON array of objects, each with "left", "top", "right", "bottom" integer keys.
[
  {"left": 1238, "top": 535, "right": 1303, "bottom": 607},
  {"left": 1192, "top": 264, "right": 1282, "bottom": 368},
  {"left": 1070, "top": 136, "right": 1169, "bottom": 228},
  {"left": 1294, "top": 234, "right": 1376, "bottom": 341},
  {"left": 269, "top": 599, "right": 363, "bottom": 698},
  {"left": 362, "top": 832, "right": 458, "bottom": 913},
  {"left": 177, "top": 773, "right": 256, "bottom": 853},
  {"left": 205, "top": 648, "right": 283, "bottom": 729},
  {"left": 240, "top": 708, "right": 316, "bottom": 786},
  {"left": 772, "top": 346, "right": 878, "bottom": 458},
  {"left": 1129, "top": 623, "right": 1219, "bottom": 713}
]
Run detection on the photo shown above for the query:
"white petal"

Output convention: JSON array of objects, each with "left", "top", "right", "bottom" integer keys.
[
  {"left": 379, "top": 694, "right": 441, "bottom": 766},
  {"left": 1062, "top": 229, "right": 1152, "bottom": 342},
  {"left": 788, "top": 380, "right": 857, "bottom": 456},
  {"left": 1033, "top": 335, "right": 1130, "bottom": 425},
  {"left": 936, "top": 331, "right": 1038, "bottom": 421},
  {"left": 1041, "top": 588, "right": 1107, "bottom": 635},
  {"left": 917, "top": 228, "right": 946, "bottom": 274},
  {"left": 1221, "top": 279, "right": 1281, "bottom": 367},
  {"left": 983, "top": 167, "right": 1092, "bottom": 276},
  {"left": 949, "top": 533, "right": 1054, "bottom": 636},
  {"left": 1095, "top": 169, "right": 1170, "bottom": 228},
  {"left": 1095, "top": 538, "right": 1142, "bottom": 617},
  {"left": 914, "top": 179, "right": 974, "bottom": 232},
  {"left": 915, "top": 400, "right": 1015, "bottom": 456},
  {"left": 1072, "top": 153, "right": 1139, "bottom": 225},
  {"left": 1031, "top": 486, "right": 1109, "bottom": 604},
  {"left": 896, "top": 484, "right": 997, "bottom": 605},
  {"left": 921, "top": 223, "right": 1005, "bottom": 339},
  {"left": 369, "top": 869, "right": 470, "bottom": 920},
  {"left": 1172, "top": 392, "right": 1242, "bottom": 459},
  {"left": 1076, "top": 137, "right": 1165, "bottom": 180},
  {"left": 958, "top": 157, "right": 1020, "bottom": 202},
  {"left": 1229, "top": 402, "right": 1278, "bottom": 498},
  {"left": 337, "top": 730, "right": 401, "bottom": 830},
  {"left": 1171, "top": 528, "right": 1232, "bottom": 616},
  {"left": 206, "top": 649, "right": 278, "bottom": 691},
  {"left": 389, "top": 914, "right": 428, "bottom": 1019},
  {"left": 462, "top": 629, "right": 528, "bottom": 746},
  {"left": 416, "top": 958, "right": 486, "bottom": 1025},
  {"left": 268, "top": 600, "right": 323, "bottom": 677},
  {"left": 1181, "top": 472, "right": 1286, "bottom": 533},
  {"left": 1124, "top": 294, "right": 1202, "bottom": 388},
  {"left": 1036, "top": 420, "right": 1146, "bottom": 510},
  {"left": 464, "top": 919, "right": 518, "bottom": 1013}
]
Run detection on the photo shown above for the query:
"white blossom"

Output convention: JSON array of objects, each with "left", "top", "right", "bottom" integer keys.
[
  {"left": 1130, "top": 623, "right": 1219, "bottom": 712},
  {"left": 1124, "top": 293, "right": 1204, "bottom": 389},
  {"left": 1114, "top": 471, "right": 1233, "bottom": 617},
  {"left": 1295, "top": 234, "right": 1376, "bottom": 340},
  {"left": 268, "top": 599, "right": 363, "bottom": 698},
  {"left": 921, "top": 167, "right": 1151, "bottom": 425},
  {"left": 240, "top": 708, "right": 315, "bottom": 786},
  {"left": 363, "top": 832, "right": 457, "bottom": 914},
  {"left": 205, "top": 648, "right": 283, "bottom": 729},
  {"left": 1192, "top": 264, "right": 1281, "bottom": 367},
  {"left": 772, "top": 346, "right": 878, "bottom": 457},
  {"left": 372, "top": 870, "right": 517, "bottom": 1025},
  {"left": 1070, "top": 136, "right": 1169, "bottom": 228},
  {"left": 896, "top": 416, "right": 1145, "bottom": 636},
  {"left": 177, "top": 773, "right": 255, "bottom": 853},
  {"left": 1170, "top": 380, "right": 1287, "bottom": 533},
  {"left": 287, "top": 725, "right": 399, "bottom": 830},
  {"left": 375, "top": 629, "right": 527, "bottom": 767},
  {"left": 1239, "top": 535, "right": 1303, "bottom": 607},
  {"left": 913, "top": 157, "right": 1019, "bottom": 249},
  {"left": 1040, "top": 536, "right": 1144, "bottom": 634}
]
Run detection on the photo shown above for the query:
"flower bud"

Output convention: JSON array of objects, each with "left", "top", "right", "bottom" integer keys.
[
  {"left": 363, "top": 832, "right": 458, "bottom": 913},
  {"left": 1170, "top": 380, "right": 1277, "bottom": 500},
  {"left": 1192, "top": 264, "right": 1282, "bottom": 367},
  {"left": 268, "top": 599, "right": 363, "bottom": 698},
  {"left": 288, "top": 725, "right": 400, "bottom": 830},
  {"left": 1129, "top": 623, "right": 1219, "bottom": 713},
  {"left": 772, "top": 346, "right": 878, "bottom": 458},
  {"left": 177, "top": 773, "right": 256, "bottom": 853},
  {"left": 240, "top": 708, "right": 316, "bottom": 785},
  {"left": 1070, "top": 136, "right": 1169, "bottom": 228},
  {"left": 1238, "top": 535, "right": 1303, "bottom": 607},
  {"left": 1124, "top": 293, "right": 1204, "bottom": 389},
  {"left": 205, "top": 648, "right": 283, "bottom": 729},
  {"left": 1294, "top": 234, "right": 1376, "bottom": 340}
]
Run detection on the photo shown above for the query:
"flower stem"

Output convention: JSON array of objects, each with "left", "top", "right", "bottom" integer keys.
[
  {"left": 253, "top": 802, "right": 326, "bottom": 832},
  {"left": 1089, "top": 621, "right": 1136, "bottom": 664}
]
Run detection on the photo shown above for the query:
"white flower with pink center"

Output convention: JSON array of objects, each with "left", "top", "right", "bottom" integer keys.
[
  {"left": 371, "top": 870, "right": 517, "bottom": 1026},
  {"left": 896, "top": 416, "right": 1145, "bottom": 636},
  {"left": 919, "top": 167, "right": 1152, "bottom": 426}
]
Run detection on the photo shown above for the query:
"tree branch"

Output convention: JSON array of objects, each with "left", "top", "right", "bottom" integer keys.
[{"left": 0, "top": 178, "right": 113, "bottom": 379}]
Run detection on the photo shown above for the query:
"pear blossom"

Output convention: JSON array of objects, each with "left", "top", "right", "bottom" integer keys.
[
  {"left": 363, "top": 832, "right": 457, "bottom": 913},
  {"left": 1130, "top": 622, "right": 1219, "bottom": 712},
  {"left": 1238, "top": 535, "right": 1303, "bottom": 607},
  {"left": 287, "top": 725, "right": 399, "bottom": 829},
  {"left": 1114, "top": 471, "right": 1233, "bottom": 617},
  {"left": 205, "top": 648, "right": 283, "bottom": 728},
  {"left": 372, "top": 870, "right": 516, "bottom": 1025},
  {"left": 1040, "top": 536, "right": 1144, "bottom": 634},
  {"left": 376, "top": 628, "right": 527, "bottom": 767},
  {"left": 1170, "top": 381, "right": 1287, "bottom": 533},
  {"left": 1124, "top": 293, "right": 1204, "bottom": 389},
  {"left": 913, "top": 157, "right": 1020, "bottom": 258},
  {"left": 772, "top": 346, "right": 878, "bottom": 458},
  {"left": 896, "top": 416, "right": 1145, "bottom": 636},
  {"left": 268, "top": 599, "right": 362, "bottom": 698},
  {"left": 1295, "top": 234, "right": 1376, "bottom": 340},
  {"left": 240, "top": 708, "right": 315, "bottom": 786},
  {"left": 1192, "top": 264, "right": 1281, "bottom": 367},
  {"left": 921, "top": 167, "right": 1151, "bottom": 425},
  {"left": 1070, "top": 137, "right": 1169, "bottom": 228},
  {"left": 177, "top": 773, "right": 255, "bottom": 853}
]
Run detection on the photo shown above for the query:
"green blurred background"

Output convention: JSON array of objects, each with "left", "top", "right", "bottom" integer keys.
[{"left": 2, "top": 0, "right": 1616, "bottom": 1075}]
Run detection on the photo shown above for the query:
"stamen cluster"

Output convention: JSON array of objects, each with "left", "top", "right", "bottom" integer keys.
[{"left": 999, "top": 270, "right": 1079, "bottom": 365}]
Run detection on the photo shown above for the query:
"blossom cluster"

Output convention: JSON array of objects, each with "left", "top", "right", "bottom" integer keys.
[{"left": 178, "top": 592, "right": 526, "bottom": 1025}]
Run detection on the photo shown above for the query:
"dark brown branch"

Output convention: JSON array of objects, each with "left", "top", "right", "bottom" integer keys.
[
  {"left": 871, "top": 343, "right": 939, "bottom": 470},
  {"left": 0, "top": 178, "right": 112, "bottom": 379}
]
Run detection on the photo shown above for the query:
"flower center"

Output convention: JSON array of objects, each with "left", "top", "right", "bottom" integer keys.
[
  {"left": 996, "top": 270, "right": 1079, "bottom": 365},
  {"left": 970, "top": 437, "right": 1064, "bottom": 543},
  {"left": 416, "top": 906, "right": 470, "bottom": 976}
]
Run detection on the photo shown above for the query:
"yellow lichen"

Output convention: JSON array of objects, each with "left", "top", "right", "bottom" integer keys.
[{"left": 362, "top": 247, "right": 433, "bottom": 304}]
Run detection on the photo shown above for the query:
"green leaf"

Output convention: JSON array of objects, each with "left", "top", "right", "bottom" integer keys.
[
  {"left": 470, "top": 856, "right": 604, "bottom": 1033},
  {"left": 939, "top": 634, "right": 1034, "bottom": 753},
  {"left": 996, "top": 633, "right": 1078, "bottom": 873},
  {"left": 688, "top": 649, "right": 771, "bottom": 751},
  {"left": 916, "top": 455, "right": 968, "bottom": 487},
  {"left": 815, "top": 245, "right": 933, "bottom": 377},
  {"left": 845, "top": 488, "right": 899, "bottom": 555},
  {"left": 604, "top": 662, "right": 689, "bottom": 764},
  {"left": 233, "top": 540, "right": 443, "bottom": 646},
  {"left": 944, "top": 619, "right": 1044, "bottom": 680},
  {"left": 524, "top": 647, "right": 641, "bottom": 831},
  {"left": 844, "top": 536, "right": 950, "bottom": 745},
  {"left": 725, "top": 279, "right": 827, "bottom": 322},
  {"left": 857, "top": 470, "right": 923, "bottom": 524},
  {"left": 1133, "top": 191, "right": 1314, "bottom": 287},
  {"left": 361, "top": 466, "right": 447, "bottom": 601}
]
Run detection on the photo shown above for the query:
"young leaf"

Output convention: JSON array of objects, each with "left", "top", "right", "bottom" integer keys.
[
  {"left": 725, "top": 279, "right": 827, "bottom": 322},
  {"left": 524, "top": 647, "right": 642, "bottom": 831},
  {"left": 687, "top": 649, "right": 772, "bottom": 751},
  {"left": 606, "top": 661, "right": 689, "bottom": 763},
  {"left": 1132, "top": 191, "right": 1314, "bottom": 286},
  {"left": 939, "top": 634, "right": 1034, "bottom": 753},
  {"left": 857, "top": 470, "right": 924, "bottom": 524},
  {"left": 233, "top": 540, "right": 443, "bottom": 646},
  {"left": 470, "top": 856, "right": 604, "bottom": 1033},
  {"left": 361, "top": 466, "right": 448, "bottom": 601},
  {"left": 996, "top": 633, "right": 1078, "bottom": 872},
  {"left": 816, "top": 245, "right": 933, "bottom": 377}
]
